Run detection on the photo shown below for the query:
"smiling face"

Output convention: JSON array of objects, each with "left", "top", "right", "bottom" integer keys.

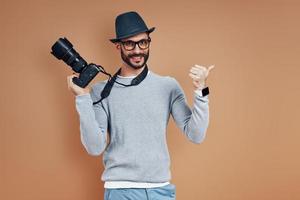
[{"left": 115, "top": 32, "right": 151, "bottom": 69}]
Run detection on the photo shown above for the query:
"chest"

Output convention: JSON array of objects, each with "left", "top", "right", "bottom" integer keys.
[{"left": 106, "top": 84, "right": 171, "bottom": 123}]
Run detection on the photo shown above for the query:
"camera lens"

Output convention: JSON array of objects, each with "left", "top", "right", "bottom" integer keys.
[
  {"left": 51, "top": 37, "right": 87, "bottom": 73},
  {"left": 51, "top": 38, "right": 73, "bottom": 59}
]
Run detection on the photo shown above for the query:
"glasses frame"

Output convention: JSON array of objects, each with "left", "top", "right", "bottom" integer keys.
[{"left": 120, "top": 37, "right": 151, "bottom": 51}]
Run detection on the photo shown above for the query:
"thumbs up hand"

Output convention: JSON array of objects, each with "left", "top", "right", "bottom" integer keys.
[{"left": 189, "top": 64, "right": 215, "bottom": 90}]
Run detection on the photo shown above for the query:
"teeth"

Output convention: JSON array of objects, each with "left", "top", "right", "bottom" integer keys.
[{"left": 130, "top": 55, "right": 143, "bottom": 63}]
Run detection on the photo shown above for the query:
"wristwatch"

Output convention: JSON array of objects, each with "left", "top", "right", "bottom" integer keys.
[{"left": 195, "top": 86, "right": 209, "bottom": 97}]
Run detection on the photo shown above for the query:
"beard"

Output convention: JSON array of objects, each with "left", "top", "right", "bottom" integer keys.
[{"left": 121, "top": 49, "right": 149, "bottom": 69}]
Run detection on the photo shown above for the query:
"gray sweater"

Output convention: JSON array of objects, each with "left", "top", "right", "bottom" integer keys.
[{"left": 75, "top": 70, "right": 209, "bottom": 183}]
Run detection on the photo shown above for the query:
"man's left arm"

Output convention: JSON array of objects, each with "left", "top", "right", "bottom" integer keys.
[{"left": 170, "top": 64, "right": 215, "bottom": 144}]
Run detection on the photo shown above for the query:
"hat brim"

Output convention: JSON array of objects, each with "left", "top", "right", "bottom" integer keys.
[{"left": 110, "top": 27, "right": 155, "bottom": 43}]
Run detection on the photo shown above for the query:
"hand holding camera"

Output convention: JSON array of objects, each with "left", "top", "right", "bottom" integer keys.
[{"left": 67, "top": 73, "right": 90, "bottom": 96}]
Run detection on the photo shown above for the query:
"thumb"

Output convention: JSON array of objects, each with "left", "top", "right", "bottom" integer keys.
[{"left": 207, "top": 65, "right": 215, "bottom": 72}]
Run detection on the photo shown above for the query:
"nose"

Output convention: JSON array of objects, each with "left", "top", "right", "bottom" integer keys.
[{"left": 132, "top": 43, "right": 142, "bottom": 54}]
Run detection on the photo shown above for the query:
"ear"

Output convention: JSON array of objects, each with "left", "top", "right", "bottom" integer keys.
[{"left": 115, "top": 43, "right": 121, "bottom": 50}]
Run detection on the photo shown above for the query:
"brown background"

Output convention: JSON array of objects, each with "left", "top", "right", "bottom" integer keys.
[{"left": 1, "top": 0, "right": 299, "bottom": 199}]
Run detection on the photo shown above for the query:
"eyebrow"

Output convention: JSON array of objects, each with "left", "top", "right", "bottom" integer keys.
[{"left": 122, "top": 37, "right": 149, "bottom": 42}]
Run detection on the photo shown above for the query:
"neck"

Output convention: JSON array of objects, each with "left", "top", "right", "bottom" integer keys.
[{"left": 119, "top": 63, "right": 146, "bottom": 77}]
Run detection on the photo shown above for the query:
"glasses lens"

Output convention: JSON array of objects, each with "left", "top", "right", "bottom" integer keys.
[
  {"left": 138, "top": 39, "right": 150, "bottom": 49},
  {"left": 123, "top": 41, "right": 135, "bottom": 50}
]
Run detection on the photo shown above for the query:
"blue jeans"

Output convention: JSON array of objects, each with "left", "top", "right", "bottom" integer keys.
[{"left": 104, "top": 183, "right": 176, "bottom": 200}]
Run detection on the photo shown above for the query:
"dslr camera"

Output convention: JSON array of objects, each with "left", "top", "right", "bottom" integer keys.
[{"left": 51, "top": 37, "right": 100, "bottom": 88}]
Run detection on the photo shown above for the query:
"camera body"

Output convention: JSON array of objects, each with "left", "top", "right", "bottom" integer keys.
[{"left": 51, "top": 37, "right": 100, "bottom": 88}]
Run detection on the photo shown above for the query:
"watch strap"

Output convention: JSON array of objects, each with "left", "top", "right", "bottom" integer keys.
[{"left": 195, "top": 86, "right": 209, "bottom": 97}]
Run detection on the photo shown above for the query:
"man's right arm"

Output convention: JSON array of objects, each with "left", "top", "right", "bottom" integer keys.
[{"left": 75, "top": 86, "right": 108, "bottom": 156}]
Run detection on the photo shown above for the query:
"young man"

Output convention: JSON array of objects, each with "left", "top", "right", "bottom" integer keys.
[{"left": 67, "top": 11, "right": 214, "bottom": 200}]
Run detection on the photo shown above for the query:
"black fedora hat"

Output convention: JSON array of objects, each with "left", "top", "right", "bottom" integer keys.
[{"left": 110, "top": 11, "right": 155, "bottom": 43}]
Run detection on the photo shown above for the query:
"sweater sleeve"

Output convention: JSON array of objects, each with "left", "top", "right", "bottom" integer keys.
[
  {"left": 75, "top": 86, "right": 109, "bottom": 156},
  {"left": 170, "top": 78, "right": 209, "bottom": 144}
]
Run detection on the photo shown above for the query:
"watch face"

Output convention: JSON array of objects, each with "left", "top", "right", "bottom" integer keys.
[{"left": 202, "top": 87, "right": 209, "bottom": 96}]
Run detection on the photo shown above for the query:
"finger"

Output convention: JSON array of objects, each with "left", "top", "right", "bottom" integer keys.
[
  {"left": 190, "top": 68, "right": 206, "bottom": 77},
  {"left": 205, "top": 65, "right": 215, "bottom": 77},
  {"left": 189, "top": 73, "right": 201, "bottom": 80},
  {"left": 194, "top": 65, "right": 207, "bottom": 70},
  {"left": 189, "top": 73, "right": 197, "bottom": 79},
  {"left": 68, "top": 74, "right": 76, "bottom": 79},
  {"left": 191, "top": 66, "right": 205, "bottom": 72},
  {"left": 194, "top": 64, "right": 204, "bottom": 68},
  {"left": 190, "top": 68, "right": 200, "bottom": 75},
  {"left": 67, "top": 75, "right": 75, "bottom": 87},
  {"left": 67, "top": 77, "right": 71, "bottom": 89},
  {"left": 67, "top": 76, "right": 72, "bottom": 89},
  {"left": 207, "top": 65, "right": 215, "bottom": 72},
  {"left": 191, "top": 67, "right": 206, "bottom": 75}
]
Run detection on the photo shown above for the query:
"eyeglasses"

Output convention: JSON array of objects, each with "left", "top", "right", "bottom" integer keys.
[{"left": 120, "top": 38, "right": 151, "bottom": 51}]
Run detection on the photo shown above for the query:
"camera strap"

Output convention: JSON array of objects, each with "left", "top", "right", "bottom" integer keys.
[{"left": 92, "top": 64, "right": 149, "bottom": 105}]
